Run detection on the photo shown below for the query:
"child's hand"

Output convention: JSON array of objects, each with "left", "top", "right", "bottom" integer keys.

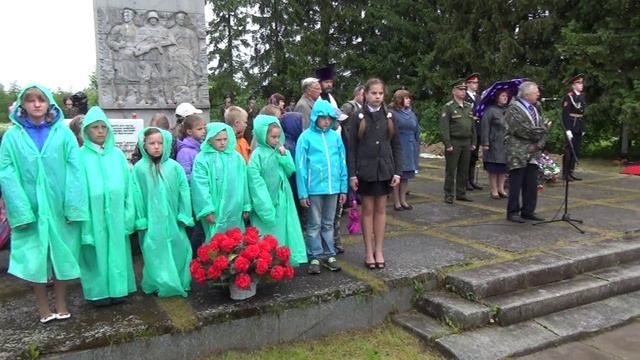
[
  {"left": 205, "top": 213, "right": 215, "bottom": 223},
  {"left": 278, "top": 145, "right": 286, "bottom": 155},
  {"left": 299, "top": 198, "right": 311, "bottom": 208},
  {"left": 242, "top": 211, "right": 250, "bottom": 220},
  {"left": 349, "top": 177, "right": 359, "bottom": 191},
  {"left": 390, "top": 175, "right": 401, "bottom": 187},
  {"left": 339, "top": 194, "right": 347, "bottom": 204}
]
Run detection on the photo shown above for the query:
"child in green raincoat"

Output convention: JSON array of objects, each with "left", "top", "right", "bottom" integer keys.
[
  {"left": 132, "top": 127, "right": 194, "bottom": 297},
  {"left": 192, "top": 123, "right": 251, "bottom": 242},
  {"left": 79, "top": 106, "right": 137, "bottom": 305},
  {"left": 0, "top": 84, "right": 88, "bottom": 323},
  {"left": 248, "top": 115, "right": 307, "bottom": 265}
]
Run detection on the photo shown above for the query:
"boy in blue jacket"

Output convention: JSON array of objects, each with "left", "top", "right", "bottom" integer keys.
[{"left": 295, "top": 100, "right": 347, "bottom": 274}]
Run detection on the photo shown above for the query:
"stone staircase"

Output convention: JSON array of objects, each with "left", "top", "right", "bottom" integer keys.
[{"left": 393, "top": 237, "right": 640, "bottom": 359}]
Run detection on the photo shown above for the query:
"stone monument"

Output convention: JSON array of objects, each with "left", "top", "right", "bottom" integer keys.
[{"left": 94, "top": 0, "right": 210, "bottom": 124}]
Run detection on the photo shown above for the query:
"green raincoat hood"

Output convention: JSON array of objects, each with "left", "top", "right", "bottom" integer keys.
[
  {"left": 200, "top": 122, "right": 236, "bottom": 154},
  {"left": 82, "top": 106, "right": 115, "bottom": 151},
  {"left": 9, "top": 83, "right": 63, "bottom": 127},
  {"left": 137, "top": 127, "right": 173, "bottom": 163},
  {"left": 253, "top": 115, "right": 285, "bottom": 149}
]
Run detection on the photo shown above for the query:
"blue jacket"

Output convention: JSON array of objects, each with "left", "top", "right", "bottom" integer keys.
[{"left": 295, "top": 100, "right": 348, "bottom": 198}]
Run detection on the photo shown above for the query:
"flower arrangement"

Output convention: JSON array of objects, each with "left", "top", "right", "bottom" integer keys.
[
  {"left": 190, "top": 227, "right": 295, "bottom": 290},
  {"left": 535, "top": 153, "right": 561, "bottom": 189}
]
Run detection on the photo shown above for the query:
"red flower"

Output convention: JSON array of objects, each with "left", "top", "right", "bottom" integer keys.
[
  {"left": 197, "top": 246, "right": 211, "bottom": 262},
  {"left": 270, "top": 265, "right": 285, "bottom": 281},
  {"left": 207, "top": 265, "right": 222, "bottom": 280},
  {"left": 233, "top": 256, "right": 251, "bottom": 273},
  {"left": 240, "top": 244, "right": 260, "bottom": 260},
  {"left": 190, "top": 259, "right": 202, "bottom": 272},
  {"left": 255, "top": 259, "right": 270, "bottom": 275},
  {"left": 234, "top": 273, "right": 252, "bottom": 289},
  {"left": 208, "top": 239, "right": 220, "bottom": 252},
  {"left": 211, "top": 233, "right": 226, "bottom": 247},
  {"left": 212, "top": 255, "right": 229, "bottom": 271},
  {"left": 258, "top": 251, "right": 273, "bottom": 265},
  {"left": 190, "top": 261, "right": 206, "bottom": 283},
  {"left": 220, "top": 236, "right": 237, "bottom": 253},
  {"left": 284, "top": 265, "right": 295, "bottom": 280},
  {"left": 226, "top": 227, "right": 244, "bottom": 242},
  {"left": 245, "top": 226, "right": 260, "bottom": 239},
  {"left": 263, "top": 234, "right": 279, "bottom": 250},
  {"left": 275, "top": 246, "right": 291, "bottom": 262}
]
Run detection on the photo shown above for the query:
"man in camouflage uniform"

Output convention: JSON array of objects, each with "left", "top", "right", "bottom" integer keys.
[
  {"left": 504, "top": 81, "right": 549, "bottom": 223},
  {"left": 440, "top": 79, "right": 476, "bottom": 204},
  {"left": 562, "top": 74, "right": 586, "bottom": 181}
]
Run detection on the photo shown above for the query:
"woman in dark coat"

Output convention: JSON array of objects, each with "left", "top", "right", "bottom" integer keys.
[
  {"left": 389, "top": 89, "right": 420, "bottom": 210},
  {"left": 480, "top": 90, "right": 510, "bottom": 199}
]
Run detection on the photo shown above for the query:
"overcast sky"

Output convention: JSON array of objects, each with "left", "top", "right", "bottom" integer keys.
[
  {"left": 0, "top": 1, "right": 213, "bottom": 93},
  {"left": 0, "top": 1, "right": 96, "bottom": 92}
]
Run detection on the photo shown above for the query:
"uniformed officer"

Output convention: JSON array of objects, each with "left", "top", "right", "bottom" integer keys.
[
  {"left": 562, "top": 74, "right": 586, "bottom": 181},
  {"left": 440, "top": 79, "right": 477, "bottom": 204},
  {"left": 464, "top": 73, "right": 483, "bottom": 190}
]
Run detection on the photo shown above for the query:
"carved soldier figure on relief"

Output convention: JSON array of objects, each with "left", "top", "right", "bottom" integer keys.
[
  {"left": 135, "top": 11, "right": 176, "bottom": 105},
  {"left": 107, "top": 7, "right": 140, "bottom": 106},
  {"left": 169, "top": 11, "right": 200, "bottom": 104}
]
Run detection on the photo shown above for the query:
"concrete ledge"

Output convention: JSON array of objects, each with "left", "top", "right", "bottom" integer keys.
[{"left": 42, "top": 286, "right": 415, "bottom": 360}]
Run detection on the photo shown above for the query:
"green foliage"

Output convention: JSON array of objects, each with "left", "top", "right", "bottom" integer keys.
[{"left": 202, "top": 1, "right": 638, "bottom": 157}]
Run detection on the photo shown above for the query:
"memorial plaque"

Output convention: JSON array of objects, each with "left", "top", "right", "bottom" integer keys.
[{"left": 93, "top": 1, "right": 210, "bottom": 122}]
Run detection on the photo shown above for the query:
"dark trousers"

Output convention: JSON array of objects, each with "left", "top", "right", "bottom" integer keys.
[
  {"left": 444, "top": 139, "right": 471, "bottom": 199},
  {"left": 507, "top": 163, "right": 539, "bottom": 216},
  {"left": 186, "top": 221, "right": 205, "bottom": 258},
  {"left": 563, "top": 125, "right": 583, "bottom": 173}
]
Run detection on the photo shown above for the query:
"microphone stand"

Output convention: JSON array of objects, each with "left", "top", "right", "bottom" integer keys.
[{"left": 533, "top": 99, "right": 585, "bottom": 233}]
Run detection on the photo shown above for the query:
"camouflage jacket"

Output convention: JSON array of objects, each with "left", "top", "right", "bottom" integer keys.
[{"left": 504, "top": 99, "right": 549, "bottom": 170}]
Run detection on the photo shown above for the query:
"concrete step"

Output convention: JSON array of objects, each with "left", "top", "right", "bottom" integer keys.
[
  {"left": 392, "top": 310, "right": 448, "bottom": 344},
  {"left": 416, "top": 291, "right": 492, "bottom": 330},
  {"left": 445, "top": 238, "right": 640, "bottom": 299},
  {"left": 432, "top": 290, "right": 640, "bottom": 360},
  {"left": 484, "top": 260, "right": 640, "bottom": 326}
]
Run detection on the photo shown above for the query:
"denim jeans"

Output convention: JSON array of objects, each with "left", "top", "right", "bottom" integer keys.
[{"left": 306, "top": 194, "right": 338, "bottom": 260}]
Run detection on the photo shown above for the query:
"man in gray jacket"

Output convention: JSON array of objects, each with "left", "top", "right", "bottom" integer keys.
[{"left": 294, "top": 77, "right": 321, "bottom": 130}]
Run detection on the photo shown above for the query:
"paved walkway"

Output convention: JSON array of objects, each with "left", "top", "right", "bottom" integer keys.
[
  {"left": 519, "top": 319, "right": 640, "bottom": 359},
  {"left": 1, "top": 159, "right": 639, "bottom": 359}
]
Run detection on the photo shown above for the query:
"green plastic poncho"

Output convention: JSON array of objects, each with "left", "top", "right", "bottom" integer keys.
[
  {"left": 248, "top": 116, "right": 307, "bottom": 265},
  {"left": 78, "top": 106, "right": 136, "bottom": 300},
  {"left": 132, "top": 127, "right": 194, "bottom": 297},
  {"left": 0, "top": 84, "right": 88, "bottom": 283},
  {"left": 191, "top": 122, "right": 251, "bottom": 242}
]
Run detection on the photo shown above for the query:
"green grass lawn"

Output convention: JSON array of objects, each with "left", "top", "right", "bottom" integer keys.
[{"left": 205, "top": 321, "right": 443, "bottom": 360}]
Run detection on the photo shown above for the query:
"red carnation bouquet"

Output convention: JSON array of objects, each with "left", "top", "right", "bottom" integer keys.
[{"left": 190, "top": 227, "right": 295, "bottom": 290}]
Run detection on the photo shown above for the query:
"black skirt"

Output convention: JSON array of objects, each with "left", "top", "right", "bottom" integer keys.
[{"left": 358, "top": 179, "right": 392, "bottom": 196}]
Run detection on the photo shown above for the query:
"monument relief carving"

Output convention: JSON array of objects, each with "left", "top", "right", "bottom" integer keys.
[{"left": 96, "top": 7, "right": 208, "bottom": 109}]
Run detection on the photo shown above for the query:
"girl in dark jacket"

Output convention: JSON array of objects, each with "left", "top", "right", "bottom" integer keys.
[{"left": 347, "top": 78, "right": 402, "bottom": 269}]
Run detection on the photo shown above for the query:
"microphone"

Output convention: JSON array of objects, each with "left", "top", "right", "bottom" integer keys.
[{"left": 541, "top": 97, "right": 560, "bottom": 102}]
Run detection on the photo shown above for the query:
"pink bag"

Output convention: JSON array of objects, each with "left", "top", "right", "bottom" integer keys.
[
  {"left": 347, "top": 199, "right": 361, "bottom": 234},
  {"left": 0, "top": 197, "right": 10, "bottom": 250}
]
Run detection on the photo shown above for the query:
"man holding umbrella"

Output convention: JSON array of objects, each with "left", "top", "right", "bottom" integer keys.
[
  {"left": 440, "top": 79, "right": 476, "bottom": 204},
  {"left": 465, "top": 73, "right": 483, "bottom": 191},
  {"left": 562, "top": 74, "right": 586, "bottom": 181}
]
